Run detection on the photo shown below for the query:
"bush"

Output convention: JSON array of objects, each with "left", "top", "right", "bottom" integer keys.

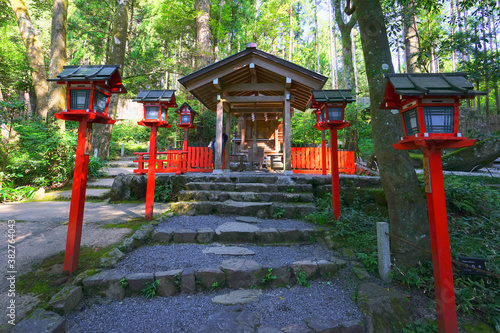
[{"left": 6, "top": 118, "right": 77, "bottom": 187}]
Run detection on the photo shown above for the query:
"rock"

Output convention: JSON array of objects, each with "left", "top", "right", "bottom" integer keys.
[
  {"left": 300, "top": 228, "right": 320, "bottom": 242},
  {"left": 126, "top": 272, "right": 154, "bottom": 292},
  {"left": 48, "top": 286, "right": 82, "bottom": 315},
  {"left": 73, "top": 269, "right": 100, "bottom": 286},
  {"left": 279, "top": 229, "right": 302, "bottom": 242},
  {"left": 155, "top": 269, "right": 182, "bottom": 297},
  {"left": 303, "top": 317, "right": 365, "bottom": 333},
  {"left": 235, "top": 216, "right": 261, "bottom": 223},
  {"left": 265, "top": 266, "right": 294, "bottom": 287},
  {"left": 100, "top": 248, "right": 125, "bottom": 268},
  {"left": 11, "top": 309, "right": 65, "bottom": 333},
  {"left": 196, "top": 228, "right": 215, "bottom": 243},
  {"left": 195, "top": 268, "right": 226, "bottom": 291},
  {"left": 255, "top": 228, "right": 282, "bottom": 243},
  {"left": 132, "top": 224, "right": 154, "bottom": 244},
  {"left": 291, "top": 260, "right": 319, "bottom": 279},
  {"left": 173, "top": 229, "right": 197, "bottom": 243},
  {"left": 197, "top": 309, "right": 260, "bottom": 333},
  {"left": 215, "top": 222, "right": 260, "bottom": 242},
  {"left": 341, "top": 248, "right": 357, "bottom": 260},
  {"left": 109, "top": 174, "right": 147, "bottom": 201},
  {"left": 152, "top": 228, "right": 174, "bottom": 243},
  {"left": 202, "top": 246, "right": 255, "bottom": 256},
  {"left": 257, "top": 326, "right": 282, "bottom": 333},
  {"left": 317, "top": 259, "right": 347, "bottom": 277},
  {"left": 119, "top": 237, "right": 136, "bottom": 253},
  {"left": 357, "top": 283, "right": 413, "bottom": 333},
  {"left": 352, "top": 264, "right": 370, "bottom": 281},
  {"left": 82, "top": 271, "right": 124, "bottom": 295},
  {"left": 212, "top": 290, "right": 263, "bottom": 305},
  {"left": 220, "top": 259, "right": 262, "bottom": 288},
  {"left": 33, "top": 187, "right": 45, "bottom": 200},
  {"left": 281, "top": 323, "right": 313, "bottom": 333},
  {"left": 104, "top": 283, "right": 125, "bottom": 300},
  {"left": 180, "top": 268, "right": 196, "bottom": 294}
]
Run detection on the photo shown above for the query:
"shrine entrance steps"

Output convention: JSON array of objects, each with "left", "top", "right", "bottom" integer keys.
[{"left": 170, "top": 174, "right": 318, "bottom": 219}]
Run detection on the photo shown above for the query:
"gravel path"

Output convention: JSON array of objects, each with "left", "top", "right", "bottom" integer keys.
[
  {"left": 108, "top": 243, "right": 337, "bottom": 274},
  {"left": 157, "top": 214, "right": 316, "bottom": 230},
  {"left": 66, "top": 278, "right": 361, "bottom": 333}
]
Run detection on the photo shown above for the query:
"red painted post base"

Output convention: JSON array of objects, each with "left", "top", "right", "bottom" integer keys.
[
  {"left": 145, "top": 124, "right": 158, "bottom": 220},
  {"left": 330, "top": 129, "right": 341, "bottom": 220},
  {"left": 321, "top": 133, "right": 327, "bottom": 176},
  {"left": 424, "top": 149, "right": 458, "bottom": 333}
]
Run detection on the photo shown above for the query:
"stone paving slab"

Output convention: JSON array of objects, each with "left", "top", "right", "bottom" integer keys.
[
  {"left": 202, "top": 246, "right": 255, "bottom": 256},
  {"left": 87, "top": 178, "right": 115, "bottom": 188},
  {"left": 104, "top": 167, "right": 136, "bottom": 176},
  {"left": 51, "top": 188, "right": 109, "bottom": 200},
  {"left": 212, "top": 289, "right": 263, "bottom": 305}
]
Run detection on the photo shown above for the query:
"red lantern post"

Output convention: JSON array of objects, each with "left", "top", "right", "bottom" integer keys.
[
  {"left": 48, "top": 65, "right": 127, "bottom": 274},
  {"left": 134, "top": 90, "right": 177, "bottom": 220},
  {"left": 311, "top": 90, "right": 355, "bottom": 220},
  {"left": 381, "top": 73, "right": 486, "bottom": 333}
]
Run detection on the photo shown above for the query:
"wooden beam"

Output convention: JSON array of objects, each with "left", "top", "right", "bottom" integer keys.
[
  {"left": 249, "top": 63, "right": 257, "bottom": 84},
  {"left": 219, "top": 95, "right": 293, "bottom": 103},
  {"left": 231, "top": 109, "right": 283, "bottom": 114},
  {"left": 213, "top": 78, "right": 221, "bottom": 90},
  {"left": 223, "top": 83, "right": 285, "bottom": 92},
  {"left": 286, "top": 77, "right": 292, "bottom": 89}
]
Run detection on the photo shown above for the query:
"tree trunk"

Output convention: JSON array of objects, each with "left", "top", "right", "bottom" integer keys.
[
  {"left": 195, "top": 0, "right": 213, "bottom": 68},
  {"left": 314, "top": 0, "right": 320, "bottom": 72},
  {"left": 333, "top": 0, "right": 356, "bottom": 90},
  {"left": 48, "top": 0, "right": 67, "bottom": 130},
  {"left": 402, "top": 0, "right": 420, "bottom": 73},
  {"left": 91, "top": 0, "right": 129, "bottom": 160},
  {"left": 328, "top": 0, "right": 337, "bottom": 88},
  {"left": 353, "top": 0, "right": 430, "bottom": 266},
  {"left": 8, "top": 0, "right": 49, "bottom": 120},
  {"left": 450, "top": 0, "right": 457, "bottom": 71}
]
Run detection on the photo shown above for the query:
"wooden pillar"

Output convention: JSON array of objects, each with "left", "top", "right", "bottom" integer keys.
[
  {"left": 225, "top": 111, "right": 231, "bottom": 170},
  {"left": 274, "top": 120, "right": 280, "bottom": 152},
  {"left": 214, "top": 97, "right": 223, "bottom": 172},
  {"left": 240, "top": 115, "right": 246, "bottom": 152},
  {"left": 283, "top": 89, "right": 292, "bottom": 172}
]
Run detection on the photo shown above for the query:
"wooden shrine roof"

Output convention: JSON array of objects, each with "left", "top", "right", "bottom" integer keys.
[
  {"left": 178, "top": 44, "right": 328, "bottom": 113},
  {"left": 311, "top": 90, "right": 355, "bottom": 104},
  {"left": 133, "top": 90, "right": 176, "bottom": 103}
]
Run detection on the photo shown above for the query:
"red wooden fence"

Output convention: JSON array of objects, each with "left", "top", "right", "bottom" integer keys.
[
  {"left": 133, "top": 147, "right": 355, "bottom": 175},
  {"left": 291, "top": 147, "right": 355, "bottom": 175}
]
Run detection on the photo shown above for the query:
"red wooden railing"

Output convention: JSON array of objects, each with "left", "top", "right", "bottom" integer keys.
[
  {"left": 133, "top": 146, "right": 355, "bottom": 175},
  {"left": 291, "top": 147, "right": 355, "bottom": 175}
]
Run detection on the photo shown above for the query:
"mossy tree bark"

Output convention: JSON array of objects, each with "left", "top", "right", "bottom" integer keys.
[
  {"left": 48, "top": 0, "right": 68, "bottom": 129},
  {"left": 91, "top": 0, "right": 129, "bottom": 160},
  {"left": 402, "top": 0, "right": 420, "bottom": 73},
  {"left": 352, "top": 0, "right": 430, "bottom": 266},
  {"left": 195, "top": 0, "right": 213, "bottom": 69},
  {"left": 8, "top": 0, "right": 49, "bottom": 120},
  {"left": 333, "top": 0, "right": 357, "bottom": 90}
]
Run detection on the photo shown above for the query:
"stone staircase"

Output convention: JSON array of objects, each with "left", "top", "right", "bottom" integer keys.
[{"left": 170, "top": 174, "right": 318, "bottom": 219}]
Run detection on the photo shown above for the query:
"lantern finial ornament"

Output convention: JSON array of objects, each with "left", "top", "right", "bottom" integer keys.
[{"left": 175, "top": 102, "right": 198, "bottom": 129}]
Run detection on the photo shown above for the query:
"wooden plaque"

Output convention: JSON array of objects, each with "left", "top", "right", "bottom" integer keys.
[
  {"left": 422, "top": 156, "right": 432, "bottom": 193},
  {"left": 84, "top": 128, "right": 92, "bottom": 156}
]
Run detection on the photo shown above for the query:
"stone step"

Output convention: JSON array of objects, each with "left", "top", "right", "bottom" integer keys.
[
  {"left": 185, "top": 182, "right": 313, "bottom": 193},
  {"left": 86, "top": 178, "right": 114, "bottom": 188},
  {"left": 80, "top": 257, "right": 347, "bottom": 300},
  {"left": 49, "top": 188, "right": 110, "bottom": 200},
  {"left": 106, "top": 160, "right": 136, "bottom": 168},
  {"left": 177, "top": 190, "right": 315, "bottom": 204},
  {"left": 170, "top": 201, "right": 317, "bottom": 219},
  {"left": 104, "top": 167, "right": 136, "bottom": 178},
  {"left": 151, "top": 222, "right": 321, "bottom": 244}
]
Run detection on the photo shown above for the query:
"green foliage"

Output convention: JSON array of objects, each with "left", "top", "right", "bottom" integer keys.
[
  {"left": 356, "top": 251, "right": 378, "bottom": 274},
  {"left": 154, "top": 184, "right": 171, "bottom": 202},
  {"left": 291, "top": 111, "right": 321, "bottom": 145},
  {"left": 295, "top": 269, "right": 310, "bottom": 288},
  {"left": 88, "top": 157, "right": 107, "bottom": 179},
  {"left": 111, "top": 121, "right": 151, "bottom": 143},
  {"left": 0, "top": 178, "right": 36, "bottom": 202},
  {"left": 210, "top": 281, "right": 219, "bottom": 291},
  {"left": 273, "top": 206, "right": 286, "bottom": 219},
  {"left": 6, "top": 118, "right": 77, "bottom": 187},
  {"left": 142, "top": 279, "right": 160, "bottom": 299},
  {"left": 119, "top": 277, "right": 129, "bottom": 288},
  {"left": 261, "top": 268, "right": 277, "bottom": 285}
]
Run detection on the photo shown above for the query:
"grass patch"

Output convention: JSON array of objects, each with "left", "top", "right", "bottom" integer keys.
[
  {"left": 17, "top": 244, "right": 117, "bottom": 309},
  {"left": 101, "top": 218, "right": 148, "bottom": 231}
]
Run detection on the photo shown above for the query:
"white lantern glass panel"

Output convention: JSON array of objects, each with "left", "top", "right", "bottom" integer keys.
[
  {"left": 403, "top": 107, "right": 419, "bottom": 136},
  {"left": 70, "top": 90, "right": 91, "bottom": 110},
  {"left": 93, "top": 92, "right": 107, "bottom": 114},
  {"left": 161, "top": 108, "right": 166, "bottom": 121},
  {"left": 423, "top": 106, "right": 454, "bottom": 133},
  {"left": 145, "top": 106, "right": 160, "bottom": 119},
  {"left": 181, "top": 114, "right": 190, "bottom": 124},
  {"left": 327, "top": 106, "right": 343, "bottom": 121}
]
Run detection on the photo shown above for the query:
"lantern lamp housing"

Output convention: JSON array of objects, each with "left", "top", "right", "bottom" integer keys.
[
  {"left": 311, "top": 89, "right": 354, "bottom": 130},
  {"left": 48, "top": 65, "right": 126, "bottom": 122},
  {"left": 175, "top": 102, "right": 198, "bottom": 129},
  {"left": 380, "top": 73, "right": 486, "bottom": 150},
  {"left": 133, "top": 90, "right": 177, "bottom": 128}
]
